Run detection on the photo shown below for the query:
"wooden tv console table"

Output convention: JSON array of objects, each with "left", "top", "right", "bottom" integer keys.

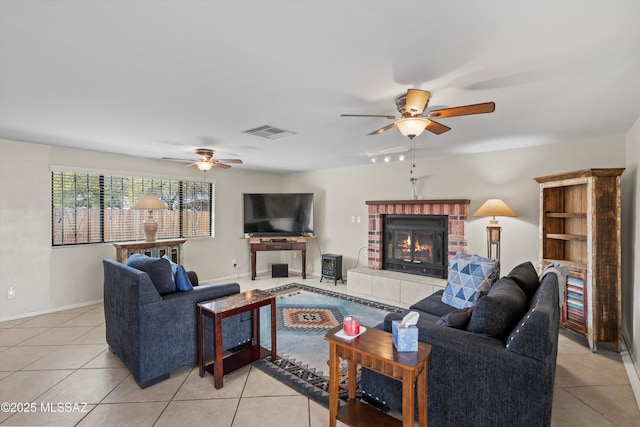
[{"left": 249, "top": 237, "right": 308, "bottom": 280}]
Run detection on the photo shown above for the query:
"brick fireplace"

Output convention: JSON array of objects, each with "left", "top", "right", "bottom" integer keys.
[{"left": 367, "top": 199, "right": 470, "bottom": 277}]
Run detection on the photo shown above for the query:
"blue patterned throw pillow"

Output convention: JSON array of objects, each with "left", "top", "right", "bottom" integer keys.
[{"left": 441, "top": 252, "right": 500, "bottom": 309}]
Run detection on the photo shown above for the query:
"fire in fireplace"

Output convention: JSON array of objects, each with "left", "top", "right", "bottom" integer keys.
[{"left": 383, "top": 214, "right": 448, "bottom": 278}]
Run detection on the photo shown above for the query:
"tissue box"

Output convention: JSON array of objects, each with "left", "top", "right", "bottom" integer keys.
[{"left": 392, "top": 320, "right": 418, "bottom": 352}]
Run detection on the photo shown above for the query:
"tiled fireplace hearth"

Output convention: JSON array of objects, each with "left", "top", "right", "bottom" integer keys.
[{"left": 367, "top": 199, "right": 470, "bottom": 271}]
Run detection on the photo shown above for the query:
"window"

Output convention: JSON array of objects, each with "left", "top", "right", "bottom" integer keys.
[{"left": 52, "top": 171, "right": 213, "bottom": 246}]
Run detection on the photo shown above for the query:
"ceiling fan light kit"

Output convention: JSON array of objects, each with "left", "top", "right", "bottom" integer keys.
[
  {"left": 395, "top": 117, "right": 431, "bottom": 138},
  {"left": 195, "top": 160, "right": 214, "bottom": 171},
  {"left": 162, "top": 148, "right": 242, "bottom": 171},
  {"left": 341, "top": 88, "right": 495, "bottom": 141}
]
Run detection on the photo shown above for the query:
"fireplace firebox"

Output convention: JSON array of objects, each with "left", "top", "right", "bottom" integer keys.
[{"left": 383, "top": 214, "right": 448, "bottom": 278}]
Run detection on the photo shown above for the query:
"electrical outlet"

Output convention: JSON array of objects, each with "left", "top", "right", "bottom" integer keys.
[
  {"left": 232, "top": 259, "right": 237, "bottom": 267},
  {"left": 8, "top": 286, "right": 16, "bottom": 299}
]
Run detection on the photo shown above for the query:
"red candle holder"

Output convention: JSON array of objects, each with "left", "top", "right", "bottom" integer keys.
[{"left": 343, "top": 316, "right": 360, "bottom": 336}]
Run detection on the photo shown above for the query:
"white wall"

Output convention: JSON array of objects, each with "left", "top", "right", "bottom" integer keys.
[
  {"left": 0, "top": 140, "right": 53, "bottom": 315},
  {"left": 0, "top": 135, "right": 630, "bottom": 329},
  {"left": 0, "top": 139, "right": 283, "bottom": 319},
  {"left": 623, "top": 115, "right": 640, "bottom": 380},
  {"left": 282, "top": 135, "right": 627, "bottom": 276}
]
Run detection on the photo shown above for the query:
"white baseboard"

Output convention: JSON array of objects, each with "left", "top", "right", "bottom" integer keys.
[
  {"left": 0, "top": 299, "right": 103, "bottom": 323},
  {"left": 622, "top": 333, "right": 640, "bottom": 410}
]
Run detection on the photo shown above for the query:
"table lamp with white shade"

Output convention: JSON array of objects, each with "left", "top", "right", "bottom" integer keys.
[{"left": 133, "top": 195, "right": 167, "bottom": 242}]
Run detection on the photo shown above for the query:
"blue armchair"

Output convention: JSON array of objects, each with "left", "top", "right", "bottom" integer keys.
[{"left": 103, "top": 259, "right": 252, "bottom": 388}]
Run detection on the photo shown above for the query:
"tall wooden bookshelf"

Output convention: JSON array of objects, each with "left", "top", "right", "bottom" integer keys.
[{"left": 534, "top": 168, "right": 623, "bottom": 352}]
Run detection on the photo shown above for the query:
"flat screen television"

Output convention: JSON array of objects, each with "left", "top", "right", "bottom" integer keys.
[{"left": 243, "top": 193, "right": 314, "bottom": 237}]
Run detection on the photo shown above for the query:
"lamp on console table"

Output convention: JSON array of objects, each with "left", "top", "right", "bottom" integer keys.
[
  {"left": 133, "top": 195, "right": 167, "bottom": 242},
  {"left": 472, "top": 198, "right": 518, "bottom": 260}
]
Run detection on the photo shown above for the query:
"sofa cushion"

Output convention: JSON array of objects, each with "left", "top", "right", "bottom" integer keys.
[
  {"left": 437, "top": 307, "right": 474, "bottom": 329},
  {"left": 162, "top": 254, "right": 178, "bottom": 276},
  {"left": 466, "top": 277, "right": 528, "bottom": 339},
  {"left": 187, "top": 270, "right": 199, "bottom": 287},
  {"left": 162, "top": 254, "right": 198, "bottom": 289},
  {"left": 507, "top": 261, "right": 540, "bottom": 300},
  {"left": 441, "top": 252, "right": 499, "bottom": 309},
  {"left": 175, "top": 265, "right": 193, "bottom": 292},
  {"left": 126, "top": 254, "right": 176, "bottom": 295},
  {"left": 410, "top": 290, "right": 456, "bottom": 317}
]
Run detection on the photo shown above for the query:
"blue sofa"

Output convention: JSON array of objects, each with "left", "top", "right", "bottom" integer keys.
[
  {"left": 360, "top": 262, "right": 560, "bottom": 427},
  {"left": 103, "top": 258, "right": 253, "bottom": 388}
]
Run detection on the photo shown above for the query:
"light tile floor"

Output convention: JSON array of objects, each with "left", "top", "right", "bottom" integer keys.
[{"left": 1, "top": 273, "right": 638, "bottom": 426}]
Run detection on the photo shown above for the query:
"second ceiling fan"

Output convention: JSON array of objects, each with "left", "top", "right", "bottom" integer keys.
[
  {"left": 185, "top": 148, "right": 242, "bottom": 171},
  {"left": 341, "top": 89, "right": 495, "bottom": 139}
]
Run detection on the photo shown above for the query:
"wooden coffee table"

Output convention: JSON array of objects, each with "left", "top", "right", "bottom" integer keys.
[
  {"left": 197, "top": 289, "right": 276, "bottom": 389},
  {"left": 324, "top": 325, "right": 431, "bottom": 427}
]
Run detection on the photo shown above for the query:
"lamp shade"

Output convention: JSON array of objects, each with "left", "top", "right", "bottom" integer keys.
[
  {"left": 133, "top": 195, "right": 167, "bottom": 210},
  {"left": 472, "top": 199, "right": 518, "bottom": 219},
  {"left": 395, "top": 117, "right": 431, "bottom": 138},
  {"left": 196, "top": 160, "right": 214, "bottom": 171}
]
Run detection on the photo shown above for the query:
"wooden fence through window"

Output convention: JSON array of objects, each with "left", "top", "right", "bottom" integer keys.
[{"left": 52, "top": 208, "right": 210, "bottom": 245}]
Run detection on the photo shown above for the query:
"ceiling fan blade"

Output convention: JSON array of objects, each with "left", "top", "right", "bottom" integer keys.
[
  {"left": 184, "top": 162, "right": 197, "bottom": 167},
  {"left": 162, "top": 157, "right": 192, "bottom": 162},
  {"left": 341, "top": 114, "right": 398, "bottom": 119},
  {"left": 213, "top": 162, "right": 231, "bottom": 169},
  {"left": 428, "top": 102, "right": 495, "bottom": 119},
  {"left": 368, "top": 123, "right": 396, "bottom": 136},
  {"left": 425, "top": 120, "right": 451, "bottom": 135},
  {"left": 405, "top": 89, "right": 430, "bottom": 115},
  {"left": 215, "top": 159, "right": 243, "bottom": 164}
]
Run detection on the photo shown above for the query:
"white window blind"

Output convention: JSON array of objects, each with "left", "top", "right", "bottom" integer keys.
[{"left": 52, "top": 171, "right": 213, "bottom": 246}]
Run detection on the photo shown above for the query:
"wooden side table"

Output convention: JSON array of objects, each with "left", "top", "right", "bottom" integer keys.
[
  {"left": 197, "top": 289, "right": 276, "bottom": 389},
  {"left": 324, "top": 325, "right": 431, "bottom": 427}
]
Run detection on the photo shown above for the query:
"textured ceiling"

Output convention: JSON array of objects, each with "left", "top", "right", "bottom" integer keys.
[{"left": 1, "top": 1, "right": 639, "bottom": 172}]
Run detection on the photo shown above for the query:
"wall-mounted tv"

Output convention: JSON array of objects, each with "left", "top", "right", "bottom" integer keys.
[{"left": 243, "top": 193, "right": 314, "bottom": 237}]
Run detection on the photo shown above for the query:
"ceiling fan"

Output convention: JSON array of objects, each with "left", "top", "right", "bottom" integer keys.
[
  {"left": 163, "top": 148, "right": 243, "bottom": 171},
  {"left": 341, "top": 89, "right": 495, "bottom": 139}
]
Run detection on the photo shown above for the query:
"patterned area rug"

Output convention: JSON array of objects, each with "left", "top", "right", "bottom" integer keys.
[
  {"left": 253, "top": 283, "right": 403, "bottom": 407},
  {"left": 278, "top": 306, "right": 343, "bottom": 331}
]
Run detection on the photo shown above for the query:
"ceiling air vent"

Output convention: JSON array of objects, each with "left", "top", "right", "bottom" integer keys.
[{"left": 243, "top": 125, "right": 296, "bottom": 139}]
